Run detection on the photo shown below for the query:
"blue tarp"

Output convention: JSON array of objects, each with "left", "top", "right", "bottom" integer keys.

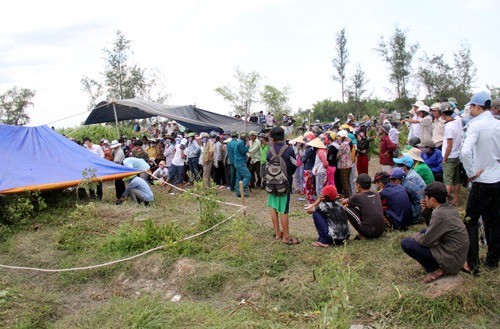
[{"left": 0, "top": 125, "right": 139, "bottom": 194}]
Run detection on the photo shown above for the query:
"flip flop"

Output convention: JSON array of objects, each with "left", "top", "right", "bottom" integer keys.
[
  {"left": 311, "top": 241, "right": 330, "bottom": 248},
  {"left": 283, "top": 238, "right": 301, "bottom": 245},
  {"left": 423, "top": 269, "right": 446, "bottom": 284},
  {"left": 273, "top": 231, "right": 283, "bottom": 241}
]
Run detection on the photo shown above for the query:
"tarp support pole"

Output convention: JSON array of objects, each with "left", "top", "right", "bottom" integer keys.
[{"left": 112, "top": 102, "right": 120, "bottom": 139}]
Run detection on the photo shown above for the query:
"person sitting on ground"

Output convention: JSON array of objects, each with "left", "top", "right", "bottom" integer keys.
[
  {"left": 266, "top": 126, "right": 298, "bottom": 245},
  {"left": 342, "top": 174, "right": 385, "bottom": 239},
  {"left": 374, "top": 171, "right": 413, "bottom": 231},
  {"left": 401, "top": 182, "right": 469, "bottom": 283},
  {"left": 418, "top": 140, "right": 443, "bottom": 182},
  {"left": 404, "top": 147, "right": 435, "bottom": 185},
  {"left": 117, "top": 175, "right": 154, "bottom": 206},
  {"left": 306, "top": 185, "right": 350, "bottom": 247},
  {"left": 152, "top": 160, "right": 169, "bottom": 185},
  {"left": 392, "top": 156, "right": 426, "bottom": 224}
]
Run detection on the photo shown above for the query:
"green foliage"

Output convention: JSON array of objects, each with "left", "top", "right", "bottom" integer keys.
[
  {"left": 332, "top": 27, "right": 349, "bottom": 103},
  {"left": 0, "top": 86, "right": 36, "bottom": 125},
  {"left": 58, "top": 124, "right": 140, "bottom": 143},
  {"left": 260, "top": 84, "right": 291, "bottom": 115},
  {"left": 81, "top": 30, "right": 168, "bottom": 110},
  {"left": 375, "top": 26, "right": 418, "bottom": 102},
  {"left": 0, "top": 191, "right": 47, "bottom": 226},
  {"left": 215, "top": 67, "right": 262, "bottom": 116},
  {"left": 183, "top": 182, "right": 225, "bottom": 230},
  {"left": 102, "top": 220, "right": 180, "bottom": 255}
]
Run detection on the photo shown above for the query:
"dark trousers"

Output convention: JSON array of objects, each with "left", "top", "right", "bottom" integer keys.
[
  {"left": 89, "top": 182, "right": 103, "bottom": 199},
  {"left": 229, "top": 164, "right": 236, "bottom": 191},
  {"left": 401, "top": 230, "right": 440, "bottom": 272},
  {"left": 249, "top": 161, "right": 261, "bottom": 188},
  {"left": 115, "top": 179, "right": 125, "bottom": 199},
  {"left": 188, "top": 157, "right": 200, "bottom": 181},
  {"left": 312, "top": 211, "right": 345, "bottom": 245},
  {"left": 224, "top": 161, "right": 231, "bottom": 187},
  {"left": 465, "top": 181, "right": 500, "bottom": 271}
]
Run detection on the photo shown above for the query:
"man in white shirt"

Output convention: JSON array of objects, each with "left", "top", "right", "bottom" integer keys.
[
  {"left": 406, "top": 101, "right": 424, "bottom": 140},
  {"left": 82, "top": 137, "right": 104, "bottom": 199},
  {"left": 430, "top": 103, "right": 445, "bottom": 150},
  {"left": 167, "top": 138, "right": 187, "bottom": 193},
  {"left": 461, "top": 92, "right": 500, "bottom": 273},
  {"left": 440, "top": 103, "right": 463, "bottom": 207}
]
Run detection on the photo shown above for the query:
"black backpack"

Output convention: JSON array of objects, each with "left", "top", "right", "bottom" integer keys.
[{"left": 265, "top": 145, "right": 289, "bottom": 196}]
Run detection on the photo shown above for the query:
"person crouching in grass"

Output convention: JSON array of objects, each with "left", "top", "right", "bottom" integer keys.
[
  {"left": 401, "top": 182, "right": 468, "bottom": 283},
  {"left": 306, "top": 185, "right": 350, "bottom": 247}
]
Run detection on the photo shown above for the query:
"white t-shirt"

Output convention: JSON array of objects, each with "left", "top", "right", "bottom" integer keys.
[
  {"left": 442, "top": 119, "right": 463, "bottom": 159},
  {"left": 88, "top": 144, "right": 104, "bottom": 158},
  {"left": 171, "top": 144, "right": 185, "bottom": 166}
]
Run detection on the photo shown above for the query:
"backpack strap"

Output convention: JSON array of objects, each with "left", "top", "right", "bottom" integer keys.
[{"left": 277, "top": 145, "right": 288, "bottom": 157}]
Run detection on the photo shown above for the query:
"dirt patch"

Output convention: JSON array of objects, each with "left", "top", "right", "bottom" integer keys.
[
  {"left": 425, "top": 275, "right": 465, "bottom": 298},
  {"left": 113, "top": 257, "right": 198, "bottom": 300}
]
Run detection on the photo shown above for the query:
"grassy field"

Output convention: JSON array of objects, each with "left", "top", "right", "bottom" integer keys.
[{"left": 0, "top": 169, "right": 498, "bottom": 328}]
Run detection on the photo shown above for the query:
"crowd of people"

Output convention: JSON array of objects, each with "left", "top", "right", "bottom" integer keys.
[{"left": 77, "top": 91, "right": 499, "bottom": 283}]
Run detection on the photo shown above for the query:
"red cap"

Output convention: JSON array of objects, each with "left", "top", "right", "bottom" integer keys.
[{"left": 321, "top": 185, "right": 338, "bottom": 201}]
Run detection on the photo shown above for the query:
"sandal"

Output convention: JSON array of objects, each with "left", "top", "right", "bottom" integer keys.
[
  {"left": 423, "top": 269, "right": 446, "bottom": 284},
  {"left": 311, "top": 241, "right": 330, "bottom": 248},
  {"left": 283, "top": 238, "right": 301, "bottom": 245}
]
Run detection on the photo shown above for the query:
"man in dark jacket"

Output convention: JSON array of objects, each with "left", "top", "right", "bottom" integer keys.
[
  {"left": 401, "top": 182, "right": 469, "bottom": 283},
  {"left": 374, "top": 171, "right": 413, "bottom": 230}
]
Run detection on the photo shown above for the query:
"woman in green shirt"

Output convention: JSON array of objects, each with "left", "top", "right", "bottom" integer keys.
[{"left": 405, "top": 147, "right": 435, "bottom": 185}]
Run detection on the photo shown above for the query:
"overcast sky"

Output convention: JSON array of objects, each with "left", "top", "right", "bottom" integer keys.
[{"left": 1, "top": 0, "right": 498, "bottom": 128}]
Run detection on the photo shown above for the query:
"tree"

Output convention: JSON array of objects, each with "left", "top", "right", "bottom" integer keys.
[
  {"left": 346, "top": 64, "right": 370, "bottom": 118},
  {"left": 311, "top": 99, "right": 347, "bottom": 122},
  {"left": 81, "top": 30, "right": 168, "bottom": 110},
  {"left": 332, "top": 28, "right": 349, "bottom": 103},
  {"left": 215, "top": 67, "right": 262, "bottom": 116},
  {"left": 453, "top": 43, "right": 477, "bottom": 98},
  {"left": 487, "top": 84, "right": 500, "bottom": 99},
  {"left": 375, "top": 27, "right": 418, "bottom": 107},
  {"left": 0, "top": 87, "right": 36, "bottom": 125},
  {"left": 417, "top": 54, "right": 455, "bottom": 100},
  {"left": 260, "top": 85, "right": 291, "bottom": 115}
]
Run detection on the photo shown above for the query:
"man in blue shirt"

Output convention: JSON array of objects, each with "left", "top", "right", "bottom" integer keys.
[
  {"left": 393, "top": 155, "right": 426, "bottom": 224},
  {"left": 374, "top": 171, "right": 413, "bottom": 230},
  {"left": 234, "top": 132, "right": 252, "bottom": 197},
  {"left": 418, "top": 140, "right": 443, "bottom": 182},
  {"left": 226, "top": 131, "right": 239, "bottom": 192},
  {"left": 118, "top": 175, "right": 154, "bottom": 206}
]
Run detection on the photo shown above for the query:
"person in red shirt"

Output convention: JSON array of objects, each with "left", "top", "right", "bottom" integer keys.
[{"left": 378, "top": 124, "right": 396, "bottom": 172}]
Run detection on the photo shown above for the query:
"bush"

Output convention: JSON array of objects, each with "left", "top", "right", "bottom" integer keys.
[{"left": 58, "top": 124, "right": 142, "bottom": 143}]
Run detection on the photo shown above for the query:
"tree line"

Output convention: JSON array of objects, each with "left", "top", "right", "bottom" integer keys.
[{"left": 1, "top": 28, "right": 499, "bottom": 126}]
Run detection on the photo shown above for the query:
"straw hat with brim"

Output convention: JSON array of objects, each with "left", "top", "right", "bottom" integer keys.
[
  {"left": 123, "top": 174, "right": 136, "bottom": 182},
  {"left": 306, "top": 137, "right": 326, "bottom": 149},
  {"left": 404, "top": 147, "right": 425, "bottom": 163},
  {"left": 292, "top": 136, "right": 305, "bottom": 144}
]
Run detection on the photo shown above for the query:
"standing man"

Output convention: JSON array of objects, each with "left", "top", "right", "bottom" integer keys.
[
  {"left": 461, "top": 92, "right": 500, "bottom": 272},
  {"left": 234, "top": 132, "right": 252, "bottom": 197},
  {"left": 200, "top": 132, "right": 214, "bottom": 189},
  {"left": 226, "top": 131, "right": 238, "bottom": 192},
  {"left": 440, "top": 102, "right": 463, "bottom": 206},
  {"left": 82, "top": 137, "right": 104, "bottom": 200},
  {"left": 247, "top": 131, "right": 261, "bottom": 189},
  {"left": 186, "top": 132, "right": 201, "bottom": 183},
  {"left": 430, "top": 103, "right": 445, "bottom": 150}
]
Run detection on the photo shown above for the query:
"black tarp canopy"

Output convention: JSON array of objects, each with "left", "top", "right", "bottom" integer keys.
[{"left": 84, "top": 99, "right": 262, "bottom": 134}]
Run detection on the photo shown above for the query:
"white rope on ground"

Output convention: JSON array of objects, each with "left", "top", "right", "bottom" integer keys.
[
  {"left": 0, "top": 207, "right": 245, "bottom": 273},
  {"left": 0, "top": 172, "right": 247, "bottom": 273}
]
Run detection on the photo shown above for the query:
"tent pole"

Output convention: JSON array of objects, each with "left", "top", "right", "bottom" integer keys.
[{"left": 112, "top": 102, "right": 120, "bottom": 139}]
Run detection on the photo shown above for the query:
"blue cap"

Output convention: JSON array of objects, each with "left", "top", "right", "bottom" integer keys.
[
  {"left": 390, "top": 167, "right": 406, "bottom": 180},
  {"left": 393, "top": 155, "right": 414, "bottom": 168},
  {"left": 470, "top": 91, "right": 492, "bottom": 107}
]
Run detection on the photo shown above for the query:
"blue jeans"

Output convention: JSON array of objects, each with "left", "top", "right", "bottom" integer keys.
[
  {"left": 401, "top": 229, "right": 440, "bottom": 272},
  {"left": 313, "top": 211, "right": 345, "bottom": 245},
  {"left": 188, "top": 157, "right": 200, "bottom": 181},
  {"left": 168, "top": 164, "right": 185, "bottom": 185}
]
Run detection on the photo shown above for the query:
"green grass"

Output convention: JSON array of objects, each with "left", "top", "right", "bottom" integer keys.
[{"left": 0, "top": 183, "right": 498, "bottom": 328}]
